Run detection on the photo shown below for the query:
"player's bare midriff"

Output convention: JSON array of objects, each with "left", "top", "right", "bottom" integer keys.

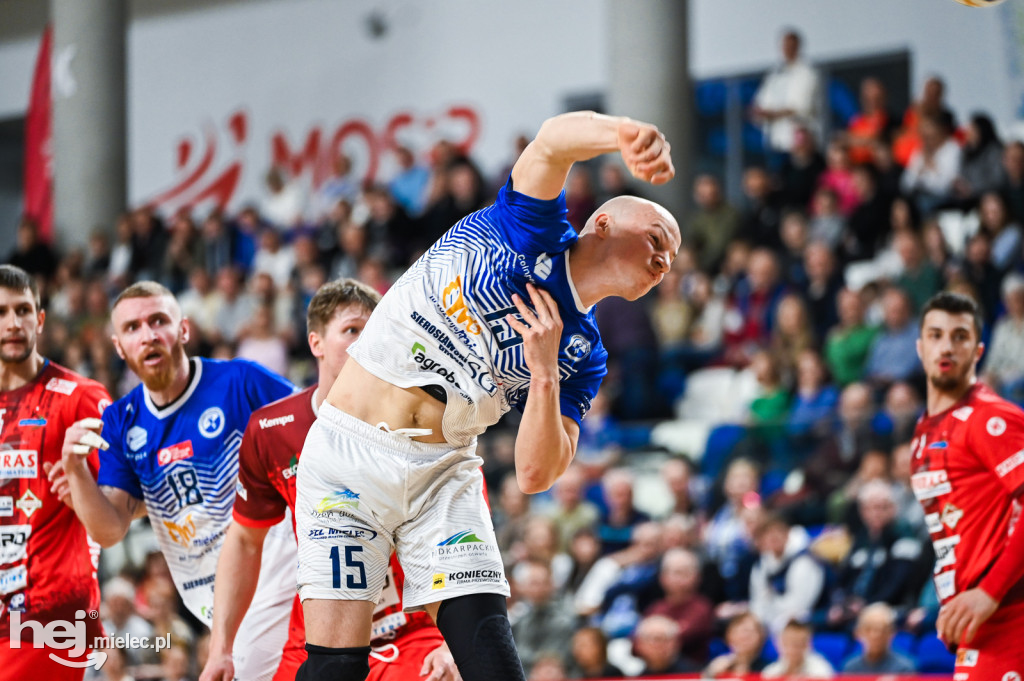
[{"left": 325, "top": 358, "right": 448, "bottom": 443}]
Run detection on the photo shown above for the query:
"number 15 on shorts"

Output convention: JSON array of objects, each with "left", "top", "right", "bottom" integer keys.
[{"left": 330, "top": 545, "right": 367, "bottom": 589}]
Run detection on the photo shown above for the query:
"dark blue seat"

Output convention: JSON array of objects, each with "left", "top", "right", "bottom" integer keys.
[
  {"left": 916, "top": 633, "right": 956, "bottom": 673},
  {"left": 813, "top": 631, "right": 853, "bottom": 670},
  {"left": 702, "top": 424, "right": 746, "bottom": 478}
]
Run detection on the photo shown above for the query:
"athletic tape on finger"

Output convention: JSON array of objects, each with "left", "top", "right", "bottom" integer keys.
[
  {"left": 79, "top": 417, "right": 104, "bottom": 430},
  {"left": 71, "top": 444, "right": 93, "bottom": 456},
  {"left": 78, "top": 431, "right": 110, "bottom": 451}
]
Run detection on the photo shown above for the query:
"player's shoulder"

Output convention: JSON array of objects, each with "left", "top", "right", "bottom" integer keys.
[
  {"left": 247, "top": 385, "right": 315, "bottom": 428},
  {"left": 40, "top": 361, "right": 106, "bottom": 397},
  {"left": 204, "top": 356, "right": 284, "bottom": 384},
  {"left": 962, "top": 383, "right": 1024, "bottom": 431}
]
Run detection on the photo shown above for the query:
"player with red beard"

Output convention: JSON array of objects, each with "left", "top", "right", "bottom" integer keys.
[
  {"left": 0, "top": 265, "right": 111, "bottom": 679},
  {"left": 200, "top": 279, "right": 459, "bottom": 681},
  {"left": 911, "top": 291, "right": 1024, "bottom": 680}
]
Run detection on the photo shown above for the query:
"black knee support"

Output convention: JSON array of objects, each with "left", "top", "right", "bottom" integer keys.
[
  {"left": 436, "top": 593, "right": 526, "bottom": 681},
  {"left": 295, "top": 644, "right": 370, "bottom": 681}
]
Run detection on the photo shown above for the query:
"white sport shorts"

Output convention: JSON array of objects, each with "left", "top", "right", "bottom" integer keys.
[{"left": 295, "top": 403, "right": 509, "bottom": 610}]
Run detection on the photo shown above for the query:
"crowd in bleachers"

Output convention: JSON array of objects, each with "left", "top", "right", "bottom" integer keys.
[{"left": 10, "top": 50, "right": 1024, "bottom": 679}]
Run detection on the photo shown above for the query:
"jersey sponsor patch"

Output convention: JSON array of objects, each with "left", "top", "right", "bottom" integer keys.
[
  {"left": 0, "top": 451, "right": 37, "bottom": 479},
  {"left": 235, "top": 480, "right": 248, "bottom": 501},
  {"left": 15, "top": 490, "right": 41, "bottom": 518},
  {"left": 952, "top": 406, "right": 974, "bottom": 421},
  {"left": 127, "top": 426, "right": 147, "bottom": 451},
  {"left": 934, "top": 535, "right": 960, "bottom": 570},
  {"left": 44, "top": 377, "right": 77, "bottom": 395},
  {"left": 0, "top": 497, "right": 13, "bottom": 517},
  {"left": 935, "top": 570, "right": 956, "bottom": 600},
  {"left": 987, "top": 416, "right": 1008, "bottom": 436},
  {"left": 533, "top": 253, "right": 553, "bottom": 279},
  {"left": 259, "top": 414, "right": 295, "bottom": 429},
  {"left": 157, "top": 440, "right": 195, "bottom": 466},
  {"left": 997, "top": 449, "right": 1024, "bottom": 478},
  {"left": 0, "top": 565, "right": 27, "bottom": 594},
  {"left": 198, "top": 407, "right": 226, "bottom": 438},
  {"left": 941, "top": 503, "right": 964, "bottom": 530},
  {"left": 925, "top": 512, "right": 943, "bottom": 535},
  {"left": 912, "top": 469, "right": 952, "bottom": 500},
  {"left": 0, "top": 525, "right": 31, "bottom": 565},
  {"left": 17, "top": 419, "right": 45, "bottom": 427},
  {"left": 957, "top": 649, "right": 979, "bottom": 667}
]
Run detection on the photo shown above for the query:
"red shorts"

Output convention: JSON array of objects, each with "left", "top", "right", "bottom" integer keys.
[
  {"left": 955, "top": 602, "right": 1024, "bottom": 680},
  {"left": 271, "top": 597, "right": 446, "bottom": 681},
  {"left": 0, "top": 636, "right": 88, "bottom": 681}
]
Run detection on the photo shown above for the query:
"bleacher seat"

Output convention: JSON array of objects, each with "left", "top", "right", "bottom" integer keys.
[
  {"left": 812, "top": 631, "right": 853, "bottom": 670},
  {"left": 701, "top": 423, "right": 747, "bottom": 478},
  {"left": 915, "top": 633, "right": 955, "bottom": 673},
  {"left": 892, "top": 630, "right": 917, "bottom": 657}
]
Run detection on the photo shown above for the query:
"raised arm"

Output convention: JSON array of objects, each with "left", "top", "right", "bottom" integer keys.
[{"left": 510, "top": 111, "right": 674, "bottom": 201}]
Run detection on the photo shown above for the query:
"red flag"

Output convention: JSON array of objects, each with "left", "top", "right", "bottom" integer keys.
[{"left": 23, "top": 25, "right": 53, "bottom": 243}]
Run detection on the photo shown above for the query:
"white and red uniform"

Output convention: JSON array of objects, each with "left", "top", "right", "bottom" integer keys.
[
  {"left": 0, "top": 361, "right": 110, "bottom": 681},
  {"left": 234, "top": 386, "right": 443, "bottom": 681},
  {"left": 911, "top": 382, "right": 1024, "bottom": 680}
]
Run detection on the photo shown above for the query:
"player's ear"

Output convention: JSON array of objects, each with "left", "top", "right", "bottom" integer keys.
[
  {"left": 179, "top": 316, "right": 191, "bottom": 345},
  {"left": 111, "top": 335, "right": 125, "bottom": 360},
  {"left": 976, "top": 341, "right": 985, "bottom": 362},
  {"left": 35, "top": 308, "right": 45, "bottom": 333},
  {"left": 594, "top": 212, "right": 611, "bottom": 238},
  {"left": 308, "top": 331, "right": 324, "bottom": 361}
]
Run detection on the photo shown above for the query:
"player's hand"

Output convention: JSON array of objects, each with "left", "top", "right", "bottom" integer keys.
[
  {"left": 506, "top": 283, "right": 562, "bottom": 383},
  {"left": 61, "top": 418, "right": 109, "bottom": 473},
  {"left": 618, "top": 120, "right": 674, "bottom": 185},
  {"left": 198, "top": 652, "right": 235, "bottom": 681},
  {"left": 936, "top": 587, "right": 998, "bottom": 647},
  {"left": 420, "top": 642, "right": 461, "bottom": 681},
  {"left": 42, "top": 460, "right": 74, "bottom": 509}
]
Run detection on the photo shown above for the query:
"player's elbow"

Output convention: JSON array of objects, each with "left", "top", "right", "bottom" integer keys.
[
  {"left": 90, "top": 528, "right": 127, "bottom": 549},
  {"left": 516, "top": 466, "right": 557, "bottom": 495}
]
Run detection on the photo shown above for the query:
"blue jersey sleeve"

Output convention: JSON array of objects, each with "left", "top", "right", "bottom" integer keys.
[
  {"left": 233, "top": 359, "right": 295, "bottom": 411},
  {"left": 96, "top": 405, "right": 144, "bottom": 499},
  {"left": 558, "top": 349, "right": 608, "bottom": 425},
  {"left": 495, "top": 176, "right": 578, "bottom": 255}
]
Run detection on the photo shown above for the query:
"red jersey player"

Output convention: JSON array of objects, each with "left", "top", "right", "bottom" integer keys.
[
  {"left": 0, "top": 265, "right": 111, "bottom": 679},
  {"left": 200, "top": 279, "right": 459, "bottom": 681},
  {"left": 911, "top": 291, "right": 1024, "bottom": 679}
]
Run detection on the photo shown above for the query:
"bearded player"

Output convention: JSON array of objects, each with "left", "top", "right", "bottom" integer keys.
[
  {"left": 0, "top": 264, "right": 111, "bottom": 679},
  {"left": 200, "top": 279, "right": 459, "bottom": 681},
  {"left": 911, "top": 291, "right": 1024, "bottom": 679}
]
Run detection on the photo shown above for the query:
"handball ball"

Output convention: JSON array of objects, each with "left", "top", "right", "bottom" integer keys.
[{"left": 954, "top": 0, "right": 1007, "bottom": 6}]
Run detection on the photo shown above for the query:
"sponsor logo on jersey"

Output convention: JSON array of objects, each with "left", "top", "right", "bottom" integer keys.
[
  {"left": 17, "top": 419, "right": 45, "bottom": 427},
  {"left": 927, "top": 441, "right": 948, "bottom": 449},
  {"left": 935, "top": 570, "right": 956, "bottom": 601},
  {"left": 0, "top": 497, "right": 12, "bottom": 517},
  {"left": 7, "top": 592, "right": 27, "bottom": 613},
  {"left": 235, "top": 481, "right": 247, "bottom": 501},
  {"left": 198, "top": 407, "right": 225, "bottom": 439},
  {"left": 259, "top": 414, "right": 295, "bottom": 429},
  {"left": 956, "top": 649, "right": 979, "bottom": 667},
  {"left": 157, "top": 440, "right": 195, "bottom": 466},
  {"left": 44, "top": 378, "right": 77, "bottom": 395},
  {"left": 127, "top": 426, "right": 148, "bottom": 451},
  {"left": 997, "top": 449, "right": 1024, "bottom": 478},
  {"left": 1003, "top": 673, "right": 1021, "bottom": 681},
  {"left": 912, "top": 469, "right": 952, "bottom": 500},
  {"left": 163, "top": 514, "right": 197, "bottom": 548},
  {"left": 432, "top": 573, "right": 446, "bottom": 590},
  {"left": 97, "top": 398, "right": 111, "bottom": 413},
  {"left": 0, "top": 565, "right": 27, "bottom": 595},
  {"left": 315, "top": 489, "right": 360, "bottom": 513},
  {"left": 941, "top": 503, "right": 964, "bottom": 530},
  {"left": 987, "top": 416, "right": 1007, "bottom": 436},
  {"left": 371, "top": 611, "right": 408, "bottom": 639},
  {"left": 444, "top": 569, "right": 504, "bottom": 585},
  {"left": 0, "top": 451, "right": 37, "bottom": 479},
  {"left": 434, "top": 530, "right": 496, "bottom": 558},
  {"left": 441, "top": 276, "right": 483, "bottom": 335},
  {"left": 15, "top": 490, "right": 40, "bottom": 518},
  {"left": 0, "top": 525, "right": 30, "bottom": 565},
  {"left": 564, "top": 334, "right": 592, "bottom": 362},
  {"left": 181, "top": 574, "right": 215, "bottom": 591},
  {"left": 952, "top": 406, "right": 974, "bottom": 422},
  {"left": 933, "top": 535, "right": 960, "bottom": 570},
  {"left": 307, "top": 525, "right": 378, "bottom": 541},
  {"left": 438, "top": 530, "right": 484, "bottom": 546},
  {"left": 925, "top": 512, "right": 943, "bottom": 535},
  {"left": 533, "top": 253, "right": 553, "bottom": 279},
  {"left": 281, "top": 454, "right": 299, "bottom": 480}
]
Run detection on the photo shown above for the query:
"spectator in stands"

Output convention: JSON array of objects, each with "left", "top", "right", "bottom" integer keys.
[
  {"left": 178, "top": 266, "right": 218, "bottom": 345},
  {"left": 842, "top": 602, "right": 916, "bottom": 673},
  {"left": 235, "top": 301, "right": 289, "bottom": 376},
  {"left": 751, "top": 28, "right": 823, "bottom": 158},
  {"left": 893, "top": 75, "right": 956, "bottom": 167},
  {"left": 643, "top": 548, "right": 715, "bottom": 666},
  {"left": 315, "top": 153, "right": 361, "bottom": 222},
  {"left": 808, "top": 187, "right": 846, "bottom": 251},
  {"left": 363, "top": 183, "right": 416, "bottom": 266},
  {"left": 893, "top": 230, "right": 942, "bottom": 313},
  {"left": 566, "top": 528, "right": 602, "bottom": 596},
  {"left": 817, "top": 139, "right": 860, "bottom": 217},
  {"left": 546, "top": 464, "right": 600, "bottom": 552},
  {"left": 596, "top": 160, "right": 638, "bottom": 205},
  {"left": 510, "top": 560, "right": 579, "bottom": 676},
  {"left": 875, "top": 381, "right": 922, "bottom": 445},
  {"left": 160, "top": 644, "right": 193, "bottom": 681},
  {"left": 260, "top": 165, "right": 305, "bottom": 230},
  {"left": 704, "top": 459, "right": 761, "bottom": 603},
  {"left": 978, "top": 190, "right": 1022, "bottom": 272},
  {"left": 576, "top": 522, "right": 663, "bottom": 629},
  {"left": 661, "top": 457, "right": 698, "bottom": 517},
  {"left": 96, "top": 646, "right": 132, "bottom": 681},
  {"left": 632, "top": 615, "right": 702, "bottom": 676},
  {"left": 956, "top": 231, "right": 1001, "bottom": 325},
  {"left": 786, "top": 349, "right": 840, "bottom": 452},
  {"left": 230, "top": 206, "right": 262, "bottom": 270},
  {"left": 101, "top": 576, "right": 158, "bottom": 666},
  {"left": 738, "top": 167, "right": 783, "bottom": 249},
  {"left": 956, "top": 113, "right": 1006, "bottom": 205},
  {"left": 761, "top": 619, "right": 835, "bottom": 679},
  {"left": 722, "top": 248, "right": 786, "bottom": 367},
  {"left": 900, "top": 112, "right": 962, "bottom": 216},
  {"left": 200, "top": 212, "right": 236, "bottom": 276},
  {"left": 770, "top": 293, "right": 816, "bottom": 382},
  {"left": 889, "top": 442, "right": 926, "bottom": 538},
  {"left": 864, "top": 286, "right": 921, "bottom": 387},
  {"left": 84, "top": 228, "right": 111, "bottom": 280},
  {"left": 1001, "top": 139, "right": 1024, "bottom": 222},
  {"left": 744, "top": 350, "right": 790, "bottom": 462},
  {"left": 651, "top": 267, "right": 691, "bottom": 402},
  {"left": 6, "top": 216, "right": 58, "bottom": 280},
  {"left": 825, "top": 287, "right": 879, "bottom": 387},
  {"left": 825, "top": 447, "right": 890, "bottom": 526},
  {"left": 108, "top": 212, "right": 137, "bottom": 287},
  {"left": 803, "top": 241, "right": 843, "bottom": 342},
  {"left": 825, "top": 480, "right": 925, "bottom": 630},
  {"left": 422, "top": 158, "right": 489, "bottom": 247},
  {"left": 845, "top": 77, "right": 896, "bottom": 165},
  {"left": 779, "top": 124, "right": 826, "bottom": 210},
  {"left": 528, "top": 654, "right": 567, "bottom": 681},
  {"left": 688, "top": 174, "right": 741, "bottom": 272},
  {"left": 209, "top": 264, "right": 256, "bottom": 345},
  {"left": 513, "top": 516, "right": 573, "bottom": 591},
  {"left": 921, "top": 220, "right": 953, "bottom": 276},
  {"left": 749, "top": 513, "right": 825, "bottom": 636},
  {"left": 251, "top": 226, "right": 296, "bottom": 289},
  {"left": 596, "top": 468, "right": 651, "bottom": 556},
  {"left": 982, "top": 273, "right": 1024, "bottom": 401},
  {"left": 568, "top": 626, "right": 624, "bottom": 679},
  {"left": 330, "top": 221, "right": 369, "bottom": 282},
  {"left": 160, "top": 212, "right": 202, "bottom": 293},
  {"left": 703, "top": 612, "right": 770, "bottom": 678},
  {"left": 679, "top": 272, "right": 726, "bottom": 368},
  {"left": 778, "top": 210, "right": 810, "bottom": 288},
  {"left": 845, "top": 165, "right": 892, "bottom": 263},
  {"left": 496, "top": 472, "right": 533, "bottom": 568}
]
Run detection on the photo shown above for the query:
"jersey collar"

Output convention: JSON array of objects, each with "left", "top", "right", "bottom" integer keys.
[
  {"left": 143, "top": 357, "right": 203, "bottom": 419},
  {"left": 563, "top": 252, "right": 592, "bottom": 314}
]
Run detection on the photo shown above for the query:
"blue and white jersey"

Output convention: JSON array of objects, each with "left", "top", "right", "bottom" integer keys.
[
  {"left": 348, "top": 176, "right": 608, "bottom": 446},
  {"left": 98, "top": 358, "right": 293, "bottom": 623}
]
